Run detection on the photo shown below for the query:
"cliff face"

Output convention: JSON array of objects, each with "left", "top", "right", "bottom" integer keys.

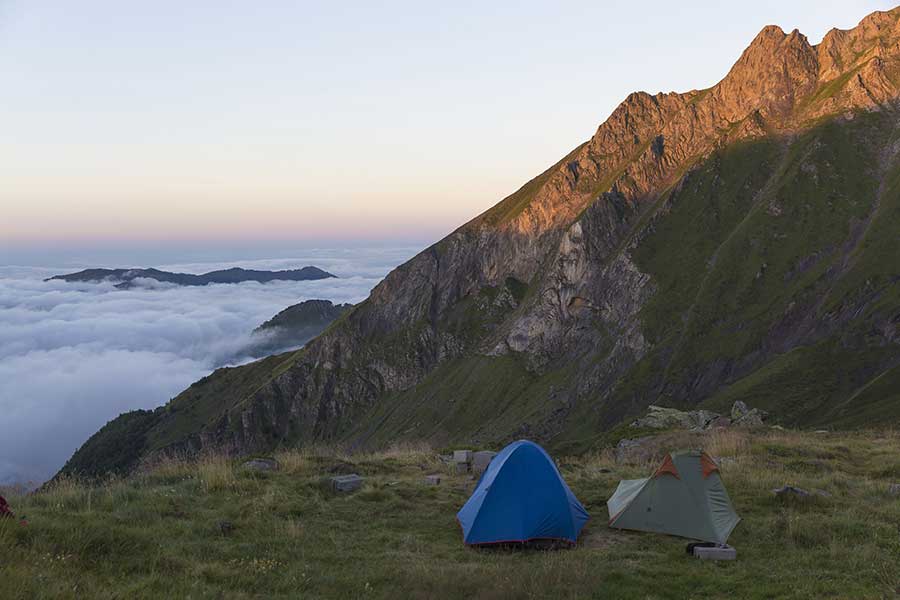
[{"left": 62, "top": 9, "right": 900, "bottom": 478}]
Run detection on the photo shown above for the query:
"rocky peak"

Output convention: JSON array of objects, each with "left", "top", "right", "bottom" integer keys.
[
  {"left": 713, "top": 25, "right": 818, "bottom": 121},
  {"left": 487, "top": 8, "right": 900, "bottom": 241}
]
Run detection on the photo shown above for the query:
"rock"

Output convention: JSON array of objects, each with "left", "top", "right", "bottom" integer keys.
[
  {"left": 423, "top": 475, "right": 441, "bottom": 486},
  {"left": 708, "top": 416, "right": 732, "bottom": 429},
  {"left": 217, "top": 521, "right": 234, "bottom": 536},
  {"left": 453, "top": 450, "right": 472, "bottom": 464},
  {"left": 772, "top": 485, "right": 811, "bottom": 498},
  {"left": 631, "top": 405, "right": 721, "bottom": 430},
  {"left": 731, "top": 401, "right": 767, "bottom": 428},
  {"left": 472, "top": 451, "right": 497, "bottom": 474},
  {"left": 454, "top": 462, "right": 470, "bottom": 475},
  {"left": 330, "top": 474, "right": 363, "bottom": 493},
  {"left": 693, "top": 544, "right": 736, "bottom": 560},
  {"left": 242, "top": 458, "right": 279, "bottom": 472},
  {"left": 772, "top": 485, "right": 830, "bottom": 499},
  {"left": 730, "top": 401, "right": 750, "bottom": 421},
  {"left": 888, "top": 483, "right": 900, "bottom": 496},
  {"left": 615, "top": 437, "right": 654, "bottom": 464},
  {"left": 597, "top": 467, "right": 612, "bottom": 474}
]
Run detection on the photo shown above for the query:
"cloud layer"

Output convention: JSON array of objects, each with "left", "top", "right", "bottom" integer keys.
[{"left": 0, "top": 248, "right": 414, "bottom": 484}]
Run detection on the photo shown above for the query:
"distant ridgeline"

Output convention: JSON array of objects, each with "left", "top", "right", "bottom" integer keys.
[
  {"left": 46, "top": 266, "right": 336, "bottom": 289},
  {"left": 247, "top": 299, "right": 353, "bottom": 357}
]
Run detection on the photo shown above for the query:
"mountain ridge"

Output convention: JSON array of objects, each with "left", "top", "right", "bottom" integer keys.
[
  {"left": 60, "top": 8, "right": 900, "bottom": 479},
  {"left": 47, "top": 266, "right": 336, "bottom": 288}
]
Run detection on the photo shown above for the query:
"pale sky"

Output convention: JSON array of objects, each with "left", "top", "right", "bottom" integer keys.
[{"left": 1, "top": 1, "right": 894, "bottom": 253}]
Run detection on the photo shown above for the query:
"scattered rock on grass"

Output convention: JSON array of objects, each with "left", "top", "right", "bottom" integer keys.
[
  {"left": 615, "top": 438, "right": 654, "bottom": 464},
  {"left": 217, "top": 521, "right": 234, "bottom": 536},
  {"left": 243, "top": 458, "right": 280, "bottom": 472},
  {"left": 629, "top": 401, "right": 767, "bottom": 431},
  {"left": 888, "top": 483, "right": 900, "bottom": 496},
  {"left": 772, "top": 485, "right": 831, "bottom": 499}
]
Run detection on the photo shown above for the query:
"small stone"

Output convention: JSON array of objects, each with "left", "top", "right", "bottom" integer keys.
[
  {"left": 242, "top": 458, "right": 280, "bottom": 472},
  {"left": 424, "top": 475, "right": 441, "bottom": 486},
  {"left": 330, "top": 474, "right": 363, "bottom": 493},
  {"left": 217, "top": 521, "right": 234, "bottom": 536},
  {"left": 693, "top": 544, "right": 736, "bottom": 560},
  {"left": 772, "top": 485, "right": 828, "bottom": 499},
  {"left": 615, "top": 437, "right": 653, "bottom": 464},
  {"left": 888, "top": 483, "right": 900, "bottom": 496}
]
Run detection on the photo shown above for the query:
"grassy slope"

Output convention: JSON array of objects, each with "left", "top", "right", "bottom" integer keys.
[
  {"left": 3, "top": 430, "right": 899, "bottom": 599},
  {"left": 620, "top": 111, "right": 898, "bottom": 415}
]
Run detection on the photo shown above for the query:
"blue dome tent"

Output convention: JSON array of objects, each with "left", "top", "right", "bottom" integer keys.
[{"left": 456, "top": 440, "right": 590, "bottom": 546}]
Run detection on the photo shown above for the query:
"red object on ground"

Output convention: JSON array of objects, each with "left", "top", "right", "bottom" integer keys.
[{"left": 0, "top": 495, "right": 14, "bottom": 518}]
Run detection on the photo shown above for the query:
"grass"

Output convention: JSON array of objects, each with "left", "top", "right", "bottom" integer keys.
[{"left": 2, "top": 430, "right": 899, "bottom": 599}]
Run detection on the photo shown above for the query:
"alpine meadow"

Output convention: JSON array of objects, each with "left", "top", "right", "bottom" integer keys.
[{"left": 3, "top": 4, "right": 900, "bottom": 599}]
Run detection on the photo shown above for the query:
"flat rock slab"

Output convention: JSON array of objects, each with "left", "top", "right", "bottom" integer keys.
[
  {"left": 243, "top": 458, "right": 280, "bottom": 472},
  {"left": 694, "top": 545, "right": 736, "bottom": 560},
  {"left": 424, "top": 475, "right": 441, "bottom": 486},
  {"left": 453, "top": 450, "right": 473, "bottom": 464},
  {"left": 472, "top": 451, "right": 497, "bottom": 473},
  {"left": 330, "top": 474, "right": 363, "bottom": 493}
]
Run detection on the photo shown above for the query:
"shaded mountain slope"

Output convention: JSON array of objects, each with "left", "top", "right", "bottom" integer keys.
[{"left": 62, "top": 9, "right": 900, "bottom": 478}]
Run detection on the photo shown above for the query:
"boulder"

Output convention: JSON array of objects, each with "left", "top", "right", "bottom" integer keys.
[
  {"left": 424, "top": 475, "right": 441, "bottom": 486},
  {"left": 631, "top": 405, "right": 695, "bottom": 429},
  {"left": 631, "top": 405, "right": 721, "bottom": 430},
  {"left": 731, "top": 401, "right": 767, "bottom": 428}
]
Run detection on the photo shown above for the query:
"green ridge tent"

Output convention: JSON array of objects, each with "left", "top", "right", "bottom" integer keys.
[{"left": 607, "top": 450, "right": 740, "bottom": 544}]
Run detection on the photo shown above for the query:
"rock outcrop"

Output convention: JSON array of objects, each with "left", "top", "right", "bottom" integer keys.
[
  {"left": 61, "top": 9, "right": 900, "bottom": 479},
  {"left": 630, "top": 401, "right": 768, "bottom": 431}
]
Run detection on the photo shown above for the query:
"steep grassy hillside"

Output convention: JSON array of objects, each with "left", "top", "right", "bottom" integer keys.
[{"left": 6, "top": 430, "right": 900, "bottom": 599}]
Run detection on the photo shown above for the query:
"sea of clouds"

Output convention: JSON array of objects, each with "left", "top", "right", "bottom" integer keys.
[{"left": 0, "top": 247, "right": 416, "bottom": 485}]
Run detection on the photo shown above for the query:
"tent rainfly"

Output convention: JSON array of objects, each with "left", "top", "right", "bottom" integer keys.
[
  {"left": 607, "top": 450, "right": 740, "bottom": 544},
  {"left": 457, "top": 440, "right": 589, "bottom": 546}
]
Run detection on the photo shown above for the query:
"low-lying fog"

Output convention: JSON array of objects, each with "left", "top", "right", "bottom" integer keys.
[{"left": 0, "top": 247, "right": 416, "bottom": 485}]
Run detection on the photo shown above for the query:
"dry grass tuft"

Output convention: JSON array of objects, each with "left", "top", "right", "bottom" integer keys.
[{"left": 195, "top": 455, "right": 236, "bottom": 493}]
